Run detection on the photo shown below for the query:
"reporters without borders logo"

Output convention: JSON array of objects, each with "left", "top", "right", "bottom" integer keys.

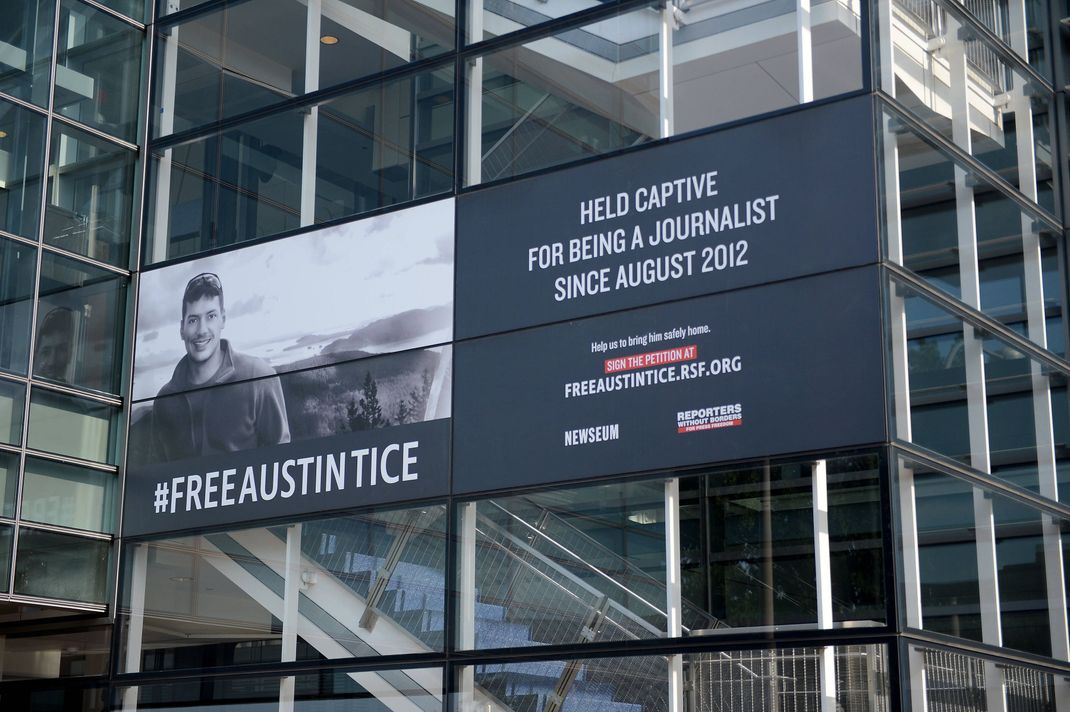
[{"left": 677, "top": 404, "right": 743, "bottom": 433}]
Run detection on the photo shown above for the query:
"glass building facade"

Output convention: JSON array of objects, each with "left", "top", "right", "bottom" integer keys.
[{"left": 0, "top": 0, "right": 1066, "bottom": 708}]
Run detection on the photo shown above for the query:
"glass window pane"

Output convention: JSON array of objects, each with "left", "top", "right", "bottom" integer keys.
[
  {"left": 0, "top": 236, "right": 36, "bottom": 376},
  {"left": 882, "top": 3, "right": 1055, "bottom": 213},
  {"left": 0, "top": 99, "right": 46, "bottom": 239},
  {"left": 27, "top": 388, "right": 118, "bottom": 464},
  {"left": 468, "top": 7, "right": 658, "bottom": 185},
  {"left": 128, "top": 666, "right": 442, "bottom": 709},
  {"left": 146, "top": 65, "right": 454, "bottom": 264},
  {"left": 0, "top": 450, "right": 18, "bottom": 518},
  {"left": 34, "top": 252, "right": 128, "bottom": 394},
  {"left": 43, "top": 123, "right": 136, "bottom": 267},
  {"left": 0, "top": 0, "right": 55, "bottom": 107},
  {"left": 21, "top": 457, "right": 115, "bottom": 533},
  {"left": 672, "top": 0, "right": 862, "bottom": 133},
  {"left": 0, "top": 523, "right": 10, "bottom": 591},
  {"left": 881, "top": 110, "right": 1065, "bottom": 355},
  {"left": 0, "top": 626, "right": 112, "bottom": 680},
  {"left": 469, "top": 0, "right": 601, "bottom": 43},
  {"left": 0, "top": 377, "right": 26, "bottom": 447},
  {"left": 120, "top": 504, "right": 446, "bottom": 673},
  {"left": 55, "top": 0, "right": 144, "bottom": 142},
  {"left": 910, "top": 645, "right": 1057, "bottom": 710},
  {"left": 155, "top": 0, "right": 454, "bottom": 137},
  {"left": 13, "top": 528, "right": 110, "bottom": 603}
]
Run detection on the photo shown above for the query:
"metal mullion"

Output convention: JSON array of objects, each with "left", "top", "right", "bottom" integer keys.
[
  {"left": 51, "top": 113, "right": 140, "bottom": 153},
  {"left": 0, "top": 593, "right": 106, "bottom": 613},
  {"left": 41, "top": 242, "right": 132, "bottom": 277},
  {"left": 154, "top": 0, "right": 249, "bottom": 28},
  {"left": 878, "top": 96, "right": 1061, "bottom": 229},
  {"left": 30, "top": 378, "right": 124, "bottom": 407},
  {"left": 891, "top": 442, "right": 1070, "bottom": 523},
  {"left": 150, "top": 54, "right": 456, "bottom": 154},
  {"left": 887, "top": 263, "right": 1070, "bottom": 379},
  {"left": 0, "top": 91, "right": 51, "bottom": 118},
  {"left": 73, "top": 0, "right": 147, "bottom": 29},
  {"left": 23, "top": 448, "right": 119, "bottom": 474},
  {"left": 17, "top": 520, "right": 113, "bottom": 541},
  {"left": 0, "top": 230, "right": 43, "bottom": 251}
]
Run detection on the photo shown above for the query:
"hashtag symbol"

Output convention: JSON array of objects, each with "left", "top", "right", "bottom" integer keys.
[{"left": 154, "top": 481, "right": 170, "bottom": 514}]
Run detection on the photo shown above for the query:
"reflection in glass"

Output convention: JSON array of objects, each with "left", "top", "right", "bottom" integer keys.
[
  {"left": 883, "top": 113, "right": 1064, "bottom": 355},
  {"left": 130, "top": 666, "right": 442, "bottom": 710},
  {"left": 21, "top": 457, "right": 116, "bottom": 533},
  {"left": 880, "top": 0, "right": 1054, "bottom": 212},
  {"left": 470, "top": 7, "right": 658, "bottom": 185},
  {"left": 0, "top": 524, "right": 10, "bottom": 591},
  {"left": 911, "top": 645, "right": 1057, "bottom": 710},
  {"left": 146, "top": 66, "right": 454, "bottom": 263},
  {"left": 0, "top": 236, "right": 36, "bottom": 376},
  {"left": 457, "top": 645, "right": 888, "bottom": 711},
  {"left": 120, "top": 504, "right": 447, "bottom": 673},
  {"left": 0, "top": 449, "right": 18, "bottom": 518},
  {"left": 13, "top": 527, "right": 110, "bottom": 603},
  {"left": 0, "top": 0, "right": 54, "bottom": 106},
  {"left": 672, "top": 0, "right": 862, "bottom": 133},
  {"left": 155, "top": 0, "right": 453, "bottom": 137},
  {"left": 0, "top": 625, "right": 112, "bottom": 679},
  {"left": 0, "top": 99, "right": 46, "bottom": 239},
  {"left": 0, "top": 377, "right": 26, "bottom": 446},
  {"left": 55, "top": 0, "right": 144, "bottom": 142},
  {"left": 27, "top": 388, "right": 117, "bottom": 464},
  {"left": 34, "top": 252, "right": 128, "bottom": 394},
  {"left": 44, "top": 123, "right": 136, "bottom": 267}
]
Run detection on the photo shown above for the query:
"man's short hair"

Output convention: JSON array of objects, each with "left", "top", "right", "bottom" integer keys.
[
  {"left": 40, "top": 306, "right": 75, "bottom": 339},
  {"left": 182, "top": 273, "right": 224, "bottom": 317}
]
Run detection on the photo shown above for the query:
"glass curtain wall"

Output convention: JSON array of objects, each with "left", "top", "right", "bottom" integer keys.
[
  {"left": 145, "top": 0, "right": 867, "bottom": 264},
  {"left": 0, "top": 0, "right": 144, "bottom": 647}
]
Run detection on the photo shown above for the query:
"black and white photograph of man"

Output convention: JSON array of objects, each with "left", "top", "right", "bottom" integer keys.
[
  {"left": 148, "top": 272, "right": 291, "bottom": 462},
  {"left": 128, "top": 199, "right": 454, "bottom": 467}
]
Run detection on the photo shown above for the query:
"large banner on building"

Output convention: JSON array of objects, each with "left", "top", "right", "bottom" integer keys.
[
  {"left": 455, "top": 96, "right": 877, "bottom": 338},
  {"left": 452, "top": 267, "right": 886, "bottom": 494},
  {"left": 124, "top": 200, "right": 454, "bottom": 537}
]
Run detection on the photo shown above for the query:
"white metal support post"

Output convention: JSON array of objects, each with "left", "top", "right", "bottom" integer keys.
[
  {"left": 465, "top": 0, "right": 484, "bottom": 186},
  {"left": 151, "top": 3, "right": 181, "bottom": 261},
  {"left": 279, "top": 523, "right": 302, "bottom": 712},
  {"left": 458, "top": 502, "right": 478, "bottom": 711},
  {"left": 797, "top": 0, "right": 814, "bottom": 102},
  {"left": 948, "top": 15, "right": 1006, "bottom": 711},
  {"left": 300, "top": 0, "right": 322, "bottom": 226},
  {"left": 811, "top": 460, "right": 836, "bottom": 712},
  {"left": 659, "top": 3, "right": 674, "bottom": 138},
  {"left": 1007, "top": 0, "right": 1070, "bottom": 679},
  {"left": 664, "top": 478, "right": 684, "bottom": 712},
  {"left": 121, "top": 545, "right": 149, "bottom": 712}
]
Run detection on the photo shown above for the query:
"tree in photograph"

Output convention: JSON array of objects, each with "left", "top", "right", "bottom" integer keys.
[{"left": 348, "top": 371, "right": 385, "bottom": 430}]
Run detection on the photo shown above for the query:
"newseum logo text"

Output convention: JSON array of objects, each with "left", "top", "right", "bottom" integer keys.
[{"left": 565, "top": 423, "right": 620, "bottom": 447}]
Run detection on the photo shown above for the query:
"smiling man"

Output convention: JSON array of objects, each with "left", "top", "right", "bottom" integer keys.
[{"left": 149, "top": 272, "right": 290, "bottom": 463}]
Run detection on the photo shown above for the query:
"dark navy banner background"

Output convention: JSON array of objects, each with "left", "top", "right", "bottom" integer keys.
[
  {"left": 456, "top": 95, "right": 878, "bottom": 338},
  {"left": 453, "top": 267, "right": 886, "bottom": 494}
]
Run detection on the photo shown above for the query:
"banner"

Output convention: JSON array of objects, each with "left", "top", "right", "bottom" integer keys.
[
  {"left": 456, "top": 97, "right": 877, "bottom": 338},
  {"left": 453, "top": 267, "right": 885, "bottom": 493}
]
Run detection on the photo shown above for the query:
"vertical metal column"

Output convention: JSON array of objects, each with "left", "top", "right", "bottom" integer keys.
[
  {"left": 151, "top": 3, "right": 181, "bottom": 261},
  {"left": 457, "top": 502, "right": 477, "bottom": 711},
  {"left": 812, "top": 460, "right": 836, "bottom": 712},
  {"left": 664, "top": 478, "right": 684, "bottom": 712},
  {"left": 465, "top": 0, "right": 483, "bottom": 187},
  {"left": 947, "top": 15, "right": 1007, "bottom": 711},
  {"left": 1007, "top": 0, "right": 1070, "bottom": 675},
  {"left": 797, "top": 0, "right": 814, "bottom": 102},
  {"left": 659, "top": 3, "right": 674, "bottom": 139},
  {"left": 120, "top": 544, "right": 148, "bottom": 712},
  {"left": 279, "top": 524, "right": 302, "bottom": 712},
  {"left": 300, "top": 0, "right": 321, "bottom": 227}
]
